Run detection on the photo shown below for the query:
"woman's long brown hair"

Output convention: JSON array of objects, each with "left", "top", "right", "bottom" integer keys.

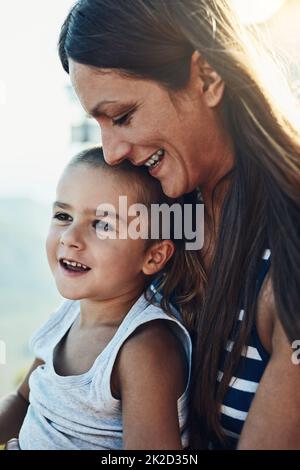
[{"left": 59, "top": 0, "right": 300, "bottom": 447}]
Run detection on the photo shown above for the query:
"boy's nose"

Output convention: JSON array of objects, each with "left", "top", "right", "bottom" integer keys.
[{"left": 59, "top": 227, "right": 85, "bottom": 250}]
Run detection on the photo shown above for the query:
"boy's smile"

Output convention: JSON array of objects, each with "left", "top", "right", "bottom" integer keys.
[
  {"left": 58, "top": 257, "right": 91, "bottom": 276},
  {"left": 46, "top": 164, "right": 149, "bottom": 302}
]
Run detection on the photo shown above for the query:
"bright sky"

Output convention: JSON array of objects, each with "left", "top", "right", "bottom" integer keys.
[
  {"left": 0, "top": 0, "right": 80, "bottom": 203},
  {"left": 231, "top": 0, "right": 285, "bottom": 24},
  {"left": 0, "top": 0, "right": 295, "bottom": 204}
]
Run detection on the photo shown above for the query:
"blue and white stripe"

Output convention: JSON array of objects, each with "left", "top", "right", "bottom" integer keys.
[{"left": 215, "top": 248, "right": 271, "bottom": 449}]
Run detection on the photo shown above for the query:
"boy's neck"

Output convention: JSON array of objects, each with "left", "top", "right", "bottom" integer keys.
[{"left": 78, "top": 288, "right": 145, "bottom": 328}]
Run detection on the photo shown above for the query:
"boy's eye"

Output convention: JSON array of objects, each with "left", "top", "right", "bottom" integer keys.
[
  {"left": 93, "top": 220, "right": 113, "bottom": 232},
  {"left": 53, "top": 212, "right": 72, "bottom": 222}
]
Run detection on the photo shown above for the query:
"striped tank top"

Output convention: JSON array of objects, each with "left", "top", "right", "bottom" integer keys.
[
  {"left": 214, "top": 248, "right": 271, "bottom": 449},
  {"left": 150, "top": 248, "right": 271, "bottom": 450}
]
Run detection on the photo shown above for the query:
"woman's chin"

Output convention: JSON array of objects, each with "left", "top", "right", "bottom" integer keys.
[{"left": 161, "top": 180, "right": 186, "bottom": 199}]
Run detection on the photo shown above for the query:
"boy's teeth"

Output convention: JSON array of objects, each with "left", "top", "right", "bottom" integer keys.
[{"left": 62, "top": 259, "right": 89, "bottom": 270}]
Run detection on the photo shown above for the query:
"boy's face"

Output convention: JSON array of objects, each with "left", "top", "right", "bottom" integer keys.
[{"left": 46, "top": 164, "right": 150, "bottom": 301}]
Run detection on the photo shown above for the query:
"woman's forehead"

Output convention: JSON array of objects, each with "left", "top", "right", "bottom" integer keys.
[{"left": 69, "top": 60, "right": 161, "bottom": 112}]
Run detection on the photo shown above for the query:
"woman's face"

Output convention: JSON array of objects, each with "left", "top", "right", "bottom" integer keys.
[{"left": 69, "top": 58, "right": 232, "bottom": 198}]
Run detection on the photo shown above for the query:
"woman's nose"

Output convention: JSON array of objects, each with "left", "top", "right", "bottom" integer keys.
[{"left": 101, "top": 127, "right": 132, "bottom": 165}]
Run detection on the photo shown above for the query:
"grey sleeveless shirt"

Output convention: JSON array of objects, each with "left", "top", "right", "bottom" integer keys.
[{"left": 19, "top": 294, "right": 192, "bottom": 450}]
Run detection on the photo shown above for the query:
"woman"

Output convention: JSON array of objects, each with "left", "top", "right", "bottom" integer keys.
[{"left": 58, "top": 0, "right": 300, "bottom": 449}]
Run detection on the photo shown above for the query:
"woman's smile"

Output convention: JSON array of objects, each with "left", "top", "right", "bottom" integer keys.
[{"left": 69, "top": 60, "right": 230, "bottom": 198}]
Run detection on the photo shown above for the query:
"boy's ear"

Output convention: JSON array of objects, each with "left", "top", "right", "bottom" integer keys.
[
  {"left": 189, "top": 50, "right": 225, "bottom": 107},
  {"left": 142, "top": 240, "right": 175, "bottom": 276}
]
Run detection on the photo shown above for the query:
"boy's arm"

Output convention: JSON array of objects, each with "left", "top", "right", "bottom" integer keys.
[
  {"left": 0, "top": 358, "right": 44, "bottom": 444},
  {"left": 112, "top": 320, "right": 187, "bottom": 450}
]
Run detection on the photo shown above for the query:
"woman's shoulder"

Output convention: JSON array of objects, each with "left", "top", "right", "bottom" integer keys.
[
  {"left": 239, "top": 278, "right": 300, "bottom": 449},
  {"left": 256, "top": 273, "right": 296, "bottom": 359},
  {"left": 256, "top": 274, "right": 276, "bottom": 355}
]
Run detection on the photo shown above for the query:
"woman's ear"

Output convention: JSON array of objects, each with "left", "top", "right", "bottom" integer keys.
[
  {"left": 142, "top": 240, "right": 175, "bottom": 276},
  {"left": 189, "top": 50, "right": 225, "bottom": 107}
]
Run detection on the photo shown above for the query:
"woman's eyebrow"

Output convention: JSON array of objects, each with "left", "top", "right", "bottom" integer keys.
[
  {"left": 88, "top": 100, "right": 135, "bottom": 118},
  {"left": 88, "top": 100, "right": 117, "bottom": 118}
]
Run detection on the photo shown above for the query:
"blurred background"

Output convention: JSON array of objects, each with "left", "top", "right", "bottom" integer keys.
[{"left": 0, "top": 0, "right": 300, "bottom": 396}]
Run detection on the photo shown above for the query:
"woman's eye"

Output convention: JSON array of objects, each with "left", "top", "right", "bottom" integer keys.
[
  {"left": 53, "top": 212, "right": 72, "bottom": 222},
  {"left": 112, "top": 111, "right": 132, "bottom": 127}
]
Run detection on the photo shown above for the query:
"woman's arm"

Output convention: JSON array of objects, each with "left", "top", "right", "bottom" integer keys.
[
  {"left": 238, "top": 298, "right": 300, "bottom": 449},
  {"left": 0, "top": 358, "right": 44, "bottom": 444},
  {"left": 112, "top": 320, "right": 187, "bottom": 450}
]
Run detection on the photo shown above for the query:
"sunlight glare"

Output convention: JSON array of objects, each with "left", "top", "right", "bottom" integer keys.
[{"left": 231, "top": 0, "right": 286, "bottom": 24}]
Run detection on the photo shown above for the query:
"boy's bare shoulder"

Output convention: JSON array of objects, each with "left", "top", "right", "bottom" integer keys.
[
  {"left": 121, "top": 318, "right": 185, "bottom": 368},
  {"left": 112, "top": 319, "right": 187, "bottom": 449},
  {"left": 111, "top": 319, "right": 187, "bottom": 400},
  {"left": 128, "top": 317, "right": 181, "bottom": 344}
]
